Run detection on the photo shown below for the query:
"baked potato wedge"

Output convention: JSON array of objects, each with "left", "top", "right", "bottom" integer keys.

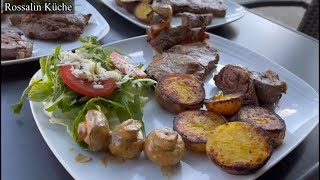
[
  {"left": 235, "top": 105, "right": 286, "bottom": 148},
  {"left": 134, "top": 3, "right": 153, "bottom": 23},
  {"left": 173, "top": 110, "right": 227, "bottom": 153},
  {"left": 206, "top": 122, "right": 273, "bottom": 175},
  {"left": 152, "top": 2, "right": 173, "bottom": 19},
  {"left": 155, "top": 73, "right": 205, "bottom": 114},
  {"left": 204, "top": 91, "right": 242, "bottom": 118},
  {"left": 121, "top": 0, "right": 140, "bottom": 14}
]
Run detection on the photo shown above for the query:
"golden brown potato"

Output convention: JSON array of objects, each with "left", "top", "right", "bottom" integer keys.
[
  {"left": 122, "top": 0, "right": 140, "bottom": 14},
  {"left": 173, "top": 110, "right": 227, "bottom": 153},
  {"left": 235, "top": 105, "right": 286, "bottom": 148},
  {"left": 155, "top": 73, "right": 205, "bottom": 114},
  {"left": 144, "top": 128, "right": 185, "bottom": 166},
  {"left": 152, "top": 2, "right": 173, "bottom": 19},
  {"left": 134, "top": 3, "right": 153, "bottom": 23},
  {"left": 204, "top": 91, "right": 242, "bottom": 118},
  {"left": 115, "top": 0, "right": 125, "bottom": 7},
  {"left": 206, "top": 122, "right": 273, "bottom": 175}
]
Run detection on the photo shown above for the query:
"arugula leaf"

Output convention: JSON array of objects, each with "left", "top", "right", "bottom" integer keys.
[
  {"left": 128, "top": 95, "right": 145, "bottom": 137},
  {"left": 11, "top": 79, "right": 41, "bottom": 114}
]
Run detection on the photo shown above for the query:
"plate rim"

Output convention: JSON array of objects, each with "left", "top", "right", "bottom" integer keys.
[
  {"left": 1, "top": 0, "right": 111, "bottom": 66},
  {"left": 100, "top": 0, "right": 246, "bottom": 29},
  {"left": 29, "top": 33, "right": 319, "bottom": 180}
]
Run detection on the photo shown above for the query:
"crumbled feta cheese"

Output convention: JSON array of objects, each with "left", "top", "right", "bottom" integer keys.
[
  {"left": 58, "top": 50, "right": 122, "bottom": 84},
  {"left": 93, "top": 84, "right": 104, "bottom": 89}
]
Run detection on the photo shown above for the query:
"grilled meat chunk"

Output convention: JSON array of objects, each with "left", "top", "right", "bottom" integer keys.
[
  {"left": 161, "top": 0, "right": 227, "bottom": 17},
  {"left": 9, "top": 13, "right": 91, "bottom": 41},
  {"left": 1, "top": 29, "right": 33, "bottom": 60},
  {"left": 178, "top": 12, "right": 213, "bottom": 28},
  {"left": 250, "top": 70, "right": 287, "bottom": 105},
  {"left": 214, "top": 65, "right": 259, "bottom": 106},
  {"left": 148, "top": 42, "right": 219, "bottom": 81},
  {"left": 147, "top": 21, "right": 209, "bottom": 52}
]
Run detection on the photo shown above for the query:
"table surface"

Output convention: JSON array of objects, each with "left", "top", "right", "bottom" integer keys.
[{"left": 1, "top": 1, "right": 319, "bottom": 180}]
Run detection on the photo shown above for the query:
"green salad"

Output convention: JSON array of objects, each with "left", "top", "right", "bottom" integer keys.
[{"left": 13, "top": 36, "right": 156, "bottom": 149}]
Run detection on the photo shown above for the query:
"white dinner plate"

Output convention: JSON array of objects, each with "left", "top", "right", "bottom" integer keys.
[
  {"left": 29, "top": 34, "right": 319, "bottom": 180},
  {"left": 100, "top": 0, "right": 245, "bottom": 29},
  {"left": 1, "top": 0, "right": 110, "bottom": 66}
]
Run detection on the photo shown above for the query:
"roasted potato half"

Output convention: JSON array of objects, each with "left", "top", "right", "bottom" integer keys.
[
  {"left": 173, "top": 110, "right": 227, "bottom": 153},
  {"left": 204, "top": 91, "right": 242, "bottom": 118},
  {"left": 134, "top": 3, "right": 153, "bottom": 23},
  {"left": 155, "top": 74, "right": 205, "bottom": 114},
  {"left": 235, "top": 105, "right": 286, "bottom": 148},
  {"left": 152, "top": 2, "right": 173, "bottom": 19},
  {"left": 121, "top": 0, "right": 140, "bottom": 13},
  {"left": 206, "top": 122, "right": 273, "bottom": 175}
]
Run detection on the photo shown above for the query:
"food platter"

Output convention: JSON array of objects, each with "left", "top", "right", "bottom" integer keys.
[
  {"left": 29, "top": 34, "right": 319, "bottom": 180},
  {"left": 1, "top": 0, "right": 110, "bottom": 66},
  {"left": 100, "top": 0, "right": 245, "bottom": 29}
]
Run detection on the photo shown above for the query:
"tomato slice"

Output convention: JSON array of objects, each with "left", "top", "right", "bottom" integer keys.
[
  {"left": 59, "top": 65, "right": 117, "bottom": 97},
  {"left": 110, "top": 52, "right": 147, "bottom": 78}
]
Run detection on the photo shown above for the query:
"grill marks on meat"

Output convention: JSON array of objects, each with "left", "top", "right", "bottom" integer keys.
[
  {"left": 250, "top": 70, "right": 287, "bottom": 105},
  {"left": 148, "top": 42, "right": 219, "bottom": 81},
  {"left": 1, "top": 29, "right": 33, "bottom": 60},
  {"left": 214, "top": 65, "right": 288, "bottom": 106},
  {"left": 161, "top": 0, "right": 227, "bottom": 17},
  {"left": 214, "top": 65, "right": 259, "bottom": 106},
  {"left": 178, "top": 12, "right": 213, "bottom": 28},
  {"left": 147, "top": 21, "right": 209, "bottom": 52},
  {"left": 9, "top": 13, "right": 91, "bottom": 41}
]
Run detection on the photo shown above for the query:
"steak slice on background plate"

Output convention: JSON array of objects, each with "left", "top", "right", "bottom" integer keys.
[
  {"left": 214, "top": 64, "right": 259, "bottom": 106},
  {"left": 161, "top": 0, "right": 227, "bottom": 17},
  {"left": 147, "top": 20, "right": 209, "bottom": 52},
  {"left": 1, "top": 29, "right": 33, "bottom": 60},
  {"left": 148, "top": 42, "right": 219, "bottom": 81},
  {"left": 9, "top": 13, "right": 91, "bottom": 41},
  {"left": 177, "top": 12, "right": 214, "bottom": 28}
]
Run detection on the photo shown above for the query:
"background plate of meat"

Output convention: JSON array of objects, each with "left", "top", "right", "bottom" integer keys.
[
  {"left": 29, "top": 33, "right": 318, "bottom": 180},
  {"left": 1, "top": 0, "right": 110, "bottom": 66},
  {"left": 100, "top": 0, "right": 245, "bottom": 29}
]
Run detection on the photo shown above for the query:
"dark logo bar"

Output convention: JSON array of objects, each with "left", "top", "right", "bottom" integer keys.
[{"left": 2, "top": 0, "right": 75, "bottom": 14}]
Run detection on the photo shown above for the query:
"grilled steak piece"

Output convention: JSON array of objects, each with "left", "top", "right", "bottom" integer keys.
[
  {"left": 250, "top": 70, "right": 287, "bottom": 105},
  {"left": 214, "top": 65, "right": 259, "bottom": 106},
  {"left": 1, "top": 29, "right": 33, "bottom": 60},
  {"left": 161, "top": 0, "right": 227, "bottom": 17},
  {"left": 178, "top": 12, "right": 213, "bottom": 28},
  {"left": 147, "top": 21, "right": 209, "bottom": 52},
  {"left": 148, "top": 42, "right": 219, "bottom": 81},
  {"left": 9, "top": 13, "right": 91, "bottom": 41}
]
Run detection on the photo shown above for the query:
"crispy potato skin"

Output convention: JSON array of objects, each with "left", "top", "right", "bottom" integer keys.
[
  {"left": 155, "top": 74, "right": 205, "bottom": 114},
  {"left": 173, "top": 110, "right": 227, "bottom": 153},
  {"left": 115, "top": 0, "right": 124, "bottom": 7},
  {"left": 204, "top": 93, "right": 242, "bottom": 118},
  {"left": 206, "top": 122, "right": 273, "bottom": 175},
  {"left": 123, "top": 1, "right": 140, "bottom": 14},
  {"left": 134, "top": 3, "right": 153, "bottom": 23},
  {"left": 235, "top": 105, "right": 286, "bottom": 148}
]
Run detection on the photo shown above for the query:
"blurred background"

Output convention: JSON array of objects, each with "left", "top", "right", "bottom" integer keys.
[{"left": 234, "top": 0, "right": 318, "bottom": 39}]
